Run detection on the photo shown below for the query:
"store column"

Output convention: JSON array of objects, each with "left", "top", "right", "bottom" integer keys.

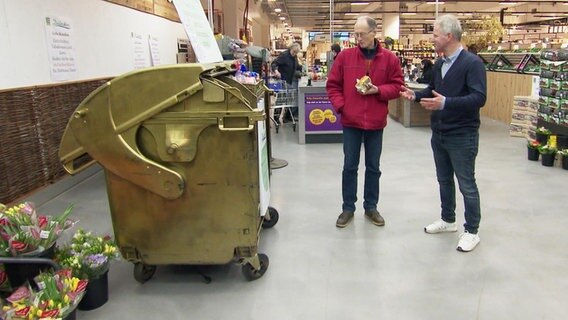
[
  {"left": 221, "top": 0, "right": 239, "bottom": 39},
  {"left": 382, "top": 2, "right": 399, "bottom": 40}
]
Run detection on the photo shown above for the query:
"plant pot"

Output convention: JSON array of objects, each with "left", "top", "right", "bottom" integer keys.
[
  {"left": 557, "top": 135, "right": 568, "bottom": 150},
  {"left": 527, "top": 147, "right": 539, "bottom": 161},
  {"left": 3, "top": 244, "right": 55, "bottom": 289},
  {"left": 541, "top": 153, "right": 556, "bottom": 167},
  {"left": 563, "top": 155, "right": 568, "bottom": 170},
  {"left": 64, "top": 308, "right": 77, "bottom": 320},
  {"left": 78, "top": 271, "right": 109, "bottom": 311},
  {"left": 536, "top": 133, "right": 549, "bottom": 144}
]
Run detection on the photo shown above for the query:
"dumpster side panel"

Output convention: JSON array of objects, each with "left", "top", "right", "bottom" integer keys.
[{"left": 106, "top": 125, "right": 261, "bottom": 265}]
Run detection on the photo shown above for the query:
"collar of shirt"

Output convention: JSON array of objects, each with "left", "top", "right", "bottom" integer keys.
[{"left": 443, "top": 46, "right": 463, "bottom": 64}]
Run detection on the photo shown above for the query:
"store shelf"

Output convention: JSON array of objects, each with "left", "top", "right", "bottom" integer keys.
[{"left": 478, "top": 52, "right": 541, "bottom": 75}]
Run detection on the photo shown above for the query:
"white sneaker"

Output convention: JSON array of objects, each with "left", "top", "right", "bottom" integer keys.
[
  {"left": 424, "top": 220, "right": 458, "bottom": 234},
  {"left": 457, "top": 231, "right": 480, "bottom": 252}
]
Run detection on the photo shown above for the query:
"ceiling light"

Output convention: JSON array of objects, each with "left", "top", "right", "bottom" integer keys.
[
  {"left": 402, "top": 12, "right": 417, "bottom": 15},
  {"left": 274, "top": 8, "right": 281, "bottom": 13},
  {"left": 352, "top": 2, "right": 369, "bottom": 5},
  {"left": 280, "top": 17, "right": 285, "bottom": 20},
  {"left": 345, "top": 13, "right": 359, "bottom": 16},
  {"left": 426, "top": 1, "right": 445, "bottom": 4}
]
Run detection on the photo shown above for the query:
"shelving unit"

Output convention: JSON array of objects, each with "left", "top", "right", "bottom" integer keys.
[{"left": 478, "top": 51, "right": 541, "bottom": 75}]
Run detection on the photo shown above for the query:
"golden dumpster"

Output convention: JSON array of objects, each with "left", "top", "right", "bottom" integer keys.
[{"left": 59, "top": 63, "right": 278, "bottom": 283}]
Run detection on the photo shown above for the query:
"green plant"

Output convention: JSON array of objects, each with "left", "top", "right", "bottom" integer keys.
[
  {"left": 0, "top": 202, "right": 75, "bottom": 257},
  {"left": 557, "top": 149, "right": 568, "bottom": 156},
  {"left": 538, "top": 144, "right": 557, "bottom": 154},
  {"left": 535, "top": 127, "right": 552, "bottom": 135},
  {"left": 55, "top": 229, "right": 120, "bottom": 280},
  {"left": 527, "top": 139, "right": 541, "bottom": 149},
  {"left": 1, "top": 269, "right": 86, "bottom": 319}
]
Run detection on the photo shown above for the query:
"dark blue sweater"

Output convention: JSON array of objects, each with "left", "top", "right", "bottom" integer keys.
[{"left": 415, "top": 50, "right": 487, "bottom": 134}]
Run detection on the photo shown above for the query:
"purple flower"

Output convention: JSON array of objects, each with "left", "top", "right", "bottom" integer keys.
[{"left": 84, "top": 254, "right": 108, "bottom": 269}]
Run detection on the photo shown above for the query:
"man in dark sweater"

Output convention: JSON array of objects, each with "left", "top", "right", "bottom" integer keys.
[{"left": 400, "top": 14, "right": 487, "bottom": 252}]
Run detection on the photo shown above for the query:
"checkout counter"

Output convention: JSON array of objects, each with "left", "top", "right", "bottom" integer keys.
[
  {"left": 388, "top": 82, "right": 431, "bottom": 127},
  {"left": 298, "top": 77, "right": 343, "bottom": 144}
]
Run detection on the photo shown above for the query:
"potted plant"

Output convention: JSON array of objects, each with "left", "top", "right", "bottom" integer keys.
[
  {"left": 0, "top": 202, "right": 75, "bottom": 288},
  {"left": 0, "top": 269, "right": 87, "bottom": 320},
  {"left": 538, "top": 144, "right": 557, "bottom": 167},
  {"left": 535, "top": 126, "right": 552, "bottom": 144},
  {"left": 55, "top": 229, "right": 120, "bottom": 311},
  {"left": 558, "top": 149, "right": 568, "bottom": 170},
  {"left": 527, "top": 139, "right": 541, "bottom": 161}
]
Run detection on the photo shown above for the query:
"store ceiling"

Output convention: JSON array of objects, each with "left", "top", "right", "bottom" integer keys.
[{"left": 261, "top": 0, "right": 568, "bottom": 34}]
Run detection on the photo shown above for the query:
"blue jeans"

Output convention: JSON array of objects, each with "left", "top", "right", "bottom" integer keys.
[
  {"left": 342, "top": 126, "right": 383, "bottom": 212},
  {"left": 431, "top": 131, "right": 481, "bottom": 234}
]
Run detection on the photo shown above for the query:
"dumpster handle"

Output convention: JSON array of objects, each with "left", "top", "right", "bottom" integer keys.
[{"left": 218, "top": 118, "right": 255, "bottom": 132}]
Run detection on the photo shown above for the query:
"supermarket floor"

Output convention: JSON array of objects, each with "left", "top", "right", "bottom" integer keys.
[{"left": 30, "top": 117, "right": 567, "bottom": 320}]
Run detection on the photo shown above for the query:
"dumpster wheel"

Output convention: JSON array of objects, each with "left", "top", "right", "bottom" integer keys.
[
  {"left": 262, "top": 207, "right": 279, "bottom": 229},
  {"left": 134, "top": 263, "right": 157, "bottom": 284},
  {"left": 242, "top": 253, "right": 269, "bottom": 281}
]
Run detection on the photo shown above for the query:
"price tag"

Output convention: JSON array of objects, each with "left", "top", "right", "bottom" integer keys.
[
  {"left": 541, "top": 43, "right": 547, "bottom": 48},
  {"left": 561, "top": 43, "right": 568, "bottom": 48},
  {"left": 488, "top": 46, "right": 492, "bottom": 50},
  {"left": 530, "top": 43, "right": 536, "bottom": 48},
  {"left": 513, "top": 44, "right": 519, "bottom": 50},
  {"left": 40, "top": 230, "right": 50, "bottom": 239}
]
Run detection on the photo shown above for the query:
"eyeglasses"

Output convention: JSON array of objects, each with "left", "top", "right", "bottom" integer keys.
[{"left": 353, "top": 31, "right": 374, "bottom": 38}]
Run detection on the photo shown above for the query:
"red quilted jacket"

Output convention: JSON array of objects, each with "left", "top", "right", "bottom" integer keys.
[{"left": 326, "top": 44, "right": 404, "bottom": 130}]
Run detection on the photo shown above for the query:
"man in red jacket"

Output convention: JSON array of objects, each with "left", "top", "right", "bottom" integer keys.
[{"left": 326, "top": 16, "right": 404, "bottom": 228}]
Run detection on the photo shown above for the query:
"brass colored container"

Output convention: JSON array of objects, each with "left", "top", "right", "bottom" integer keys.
[{"left": 59, "top": 63, "right": 276, "bottom": 283}]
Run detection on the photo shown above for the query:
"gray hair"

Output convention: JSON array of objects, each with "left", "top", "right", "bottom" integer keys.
[
  {"left": 435, "top": 14, "right": 462, "bottom": 41},
  {"left": 289, "top": 42, "right": 301, "bottom": 50},
  {"left": 356, "top": 16, "right": 377, "bottom": 30}
]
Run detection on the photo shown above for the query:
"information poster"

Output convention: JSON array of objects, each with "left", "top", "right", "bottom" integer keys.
[
  {"left": 132, "top": 32, "right": 147, "bottom": 69},
  {"left": 149, "top": 35, "right": 161, "bottom": 66},
  {"left": 44, "top": 16, "right": 77, "bottom": 81},
  {"left": 172, "top": 0, "right": 222, "bottom": 63},
  {"left": 304, "top": 94, "right": 342, "bottom": 132}
]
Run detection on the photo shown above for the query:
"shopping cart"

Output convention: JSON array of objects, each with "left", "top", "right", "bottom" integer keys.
[{"left": 267, "top": 78, "right": 298, "bottom": 133}]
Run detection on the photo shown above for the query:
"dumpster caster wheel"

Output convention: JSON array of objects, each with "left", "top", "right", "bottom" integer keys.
[
  {"left": 276, "top": 126, "right": 279, "bottom": 134},
  {"left": 242, "top": 254, "right": 269, "bottom": 281},
  {"left": 134, "top": 263, "right": 156, "bottom": 284},
  {"left": 293, "top": 124, "right": 296, "bottom": 132},
  {"left": 262, "top": 207, "right": 279, "bottom": 229}
]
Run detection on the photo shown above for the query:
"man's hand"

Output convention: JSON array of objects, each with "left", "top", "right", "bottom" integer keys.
[
  {"left": 400, "top": 86, "right": 415, "bottom": 101},
  {"left": 359, "top": 84, "right": 379, "bottom": 95},
  {"left": 419, "top": 90, "right": 444, "bottom": 110}
]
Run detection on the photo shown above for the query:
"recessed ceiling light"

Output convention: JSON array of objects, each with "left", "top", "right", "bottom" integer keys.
[
  {"left": 280, "top": 17, "right": 286, "bottom": 20},
  {"left": 274, "top": 8, "right": 281, "bottom": 13}
]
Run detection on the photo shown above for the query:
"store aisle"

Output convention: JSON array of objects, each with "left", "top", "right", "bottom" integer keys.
[{"left": 30, "top": 117, "right": 567, "bottom": 320}]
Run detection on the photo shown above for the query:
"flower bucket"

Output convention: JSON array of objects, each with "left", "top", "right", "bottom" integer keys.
[
  {"left": 541, "top": 153, "right": 556, "bottom": 167},
  {"left": 64, "top": 308, "right": 77, "bottom": 320},
  {"left": 527, "top": 147, "right": 539, "bottom": 161},
  {"left": 78, "top": 271, "right": 109, "bottom": 311},
  {"left": 563, "top": 155, "right": 568, "bottom": 170},
  {"left": 557, "top": 135, "right": 568, "bottom": 150},
  {"left": 536, "top": 133, "right": 549, "bottom": 144},
  {"left": 3, "top": 244, "right": 55, "bottom": 289}
]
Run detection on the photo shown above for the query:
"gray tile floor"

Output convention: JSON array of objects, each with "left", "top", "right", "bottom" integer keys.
[{"left": 27, "top": 117, "right": 567, "bottom": 320}]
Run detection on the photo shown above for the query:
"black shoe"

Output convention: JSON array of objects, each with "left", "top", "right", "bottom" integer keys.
[
  {"left": 365, "top": 210, "right": 385, "bottom": 226},
  {"left": 336, "top": 211, "right": 354, "bottom": 228}
]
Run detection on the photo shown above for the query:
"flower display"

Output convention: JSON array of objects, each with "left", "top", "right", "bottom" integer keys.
[
  {"left": 527, "top": 139, "right": 541, "bottom": 149},
  {"left": 558, "top": 149, "right": 568, "bottom": 157},
  {"left": 0, "top": 203, "right": 75, "bottom": 257},
  {"left": 535, "top": 127, "right": 552, "bottom": 135},
  {"left": 538, "top": 144, "right": 557, "bottom": 154},
  {"left": 55, "top": 229, "right": 120, "bottom": 280},
  {"left": 1, "top": 269, "right": 87, "bottom": 319}
]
